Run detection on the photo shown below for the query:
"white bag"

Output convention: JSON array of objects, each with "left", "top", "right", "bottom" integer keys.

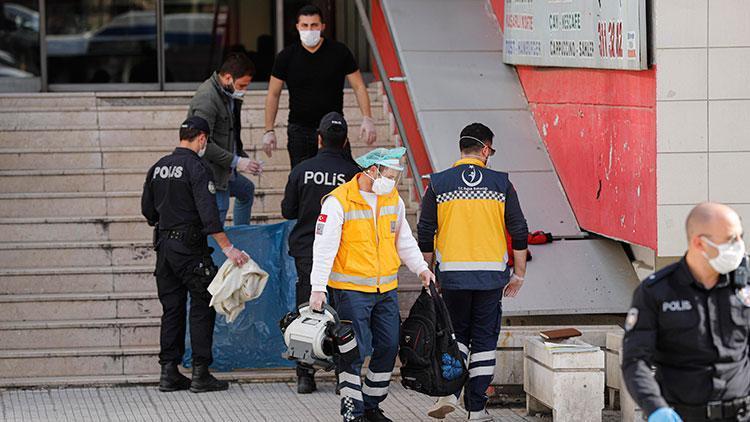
[{"left": 207, "top": 257, "right": 269, "bottom": 323}]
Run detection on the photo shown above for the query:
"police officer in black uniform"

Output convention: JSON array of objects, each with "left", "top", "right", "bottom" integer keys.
[
  {"left": 141, "top": 116, "right": 251, "bottom": 393},
  {"left": 280, "top": 111, "right": 360, "bottom": 393},
  {"left": 622, "top": 202, "right": 750, "bottom": 422}
]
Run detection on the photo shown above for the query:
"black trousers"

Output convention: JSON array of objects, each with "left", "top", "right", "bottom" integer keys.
[
  {"left": 287, "top": 123, "right": 356, "bottom": 169},
  {"left": 155, "top": 239, "right": 216, "bottom": 366}
]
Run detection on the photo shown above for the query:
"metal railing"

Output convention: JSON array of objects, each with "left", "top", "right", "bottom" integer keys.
[{"left": 353, "top": 0, "right": 424, "bottom": 201}]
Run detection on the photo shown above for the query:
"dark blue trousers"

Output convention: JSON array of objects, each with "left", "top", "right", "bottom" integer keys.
[
  {"left": 442, "top": 288, "right": 503, "bottom": 412},
  {"left": 330, "top": 288, "right": 400, "bottom": 421}
]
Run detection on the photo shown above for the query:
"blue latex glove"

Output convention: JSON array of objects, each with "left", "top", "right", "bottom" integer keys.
[{"left": 648, "top": 408, "right": 683, "bottom": 422}]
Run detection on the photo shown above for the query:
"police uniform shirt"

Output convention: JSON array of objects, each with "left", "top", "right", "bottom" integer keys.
[
  {"left": 622, "top": 257, "right": 750, "bottom": 415},
  {"left": 280, "top": 148, "right": 360, "bottom": 258},
  {"left": 141, "top": 147, "right": 223, "bottom": 235}
]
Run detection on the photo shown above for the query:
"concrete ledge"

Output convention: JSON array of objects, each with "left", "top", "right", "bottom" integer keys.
[
  {"left": 524, "top": 337, "right": 605, "bottom": 421},
  {"left": 605, "top": 331, "right": 643, "bottom": 421}
]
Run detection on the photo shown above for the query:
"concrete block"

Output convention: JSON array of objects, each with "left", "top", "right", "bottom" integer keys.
[
  {"left": 709, "top": 100, "right": 750, "bottom": 152},
  {"left": 0, "top": 245, "right": 112, "bottom": 268},
  {"left": 106, "top": 195, "right": 141, "bottom": 216},
  {"left": 0, "top": 326, "right": 120, "bottom": 349},
  {"left": 606, "top": 332, "right": 643, "bottom": 421},
  {"left": 0, "top": 151, "right": 102, "bottom": 170},
  {"left": 709, "top": 0, "right": 750, "bottom": 47},
  {"left": 0, "top": 220, "right": 109, "bottom": 243},
  {"left": 0, "top": 130, "right": 99, "bottom": 149},
  {"left": 655, "top": 0, "right": 707, "bottom": 48},
  {"left": 0, "top": 93, "right": 96, "bottom": 109},
  {"left": 656, "top": 101, "right": 707, "bottom": 153},
  {"left": 0, "top": 299, "right": 117, "bottom": 321},
  {"left": 114, "top": 272, "right": 156, "bottom": 293},
  {"left": 0, "top": 354, "right": 124, "bottom": 378},
  {"left": 123, "top": 354, "right": 160, "bottom": 375},
  {"left": 110, "top": 244, "right": 155, "bottom": 267},
  {"left": 657, "top": 153, "right": 707, "bottom": 205},
  {"left": 97, "top": 109, "right": 187, "bottom": 130},
  {"left": 99, "top": 129, "right": 175, "bottom": 148},
  {"left": 0, "top": 273, "right": 113, "bottom": 295},
  {"left": 0, "top": 110, "right": 98, "bottom": 130},
  {"left": 0, "top": 195, "right": 107, "bottom": 218},
  {"left": 102, "top": 150, "right": 166, "bottom": 169},
  {"left": 656, "top": 49, "right": 708, "bottom": 101},
  {"left": 523, "top": 337, "right": 605, "bottom": 422},
  {"left": 104, "top": 172, "right": 144, "bottom": 192},
  {"left": 0, "top": 172, "right": 104, "bottom": 194},
  {"left": 708, "top": 48, "right": 750, "bottom": 99},
  {"left": 709, "top": 152, "right": 750, "bottom": 203},
  {"left": 120, "top": 325, "right": 160, "bottom": 347},
  {"left": 116, "top": 298, "right": 161, "bottom": 318}
]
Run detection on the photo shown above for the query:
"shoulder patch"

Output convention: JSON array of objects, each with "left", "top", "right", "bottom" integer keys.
[
  {"left": 207, "top": 181, "right": 216, "bottom": 194},
  {"left": 737, "top": 286, "right": 750, "bottom": 307},
  {"left": 643, "top": 262, "right": 679, "bottom": 286}
]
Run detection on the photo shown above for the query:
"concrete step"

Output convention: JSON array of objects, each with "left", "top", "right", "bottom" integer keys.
[
  {"left": 0, "top": 87, "right": 380, "bottom": 111},
  {"left": 0, "top": 317, "right": 160, "bottom": 350},
  {"left": 0, "top": 291, "right": 159, "bottom": 321},
  {"left": 0, "top": 263, "right": 154, "bottom": 295},
  {"left": 0, "top": 214, "right": 284, "bottom": 243},
  {"left": 0, "top": 345, "right": 159, "bottom": 378},
  {"left": 0, "top": 188, "right": 286, "bottom": 217},
  {"left": 0, "top": 166, "right": 287, "bottom": 193},
  {"left": 0, "top": 240, "right": 155, "bottom": 269},
  {"left": 0, "top": 368, "right": 332, "bottom": 389},
  {"left": 0, "top": 141, "right": 398, "bottom": 171},
  {"left": 0, "top": 104, "right": 384, "bottom": 132}
]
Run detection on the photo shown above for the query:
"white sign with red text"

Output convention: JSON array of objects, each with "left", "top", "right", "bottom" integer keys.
[{"left": 503, "top": 0, "right": 648, "bottom": 70}]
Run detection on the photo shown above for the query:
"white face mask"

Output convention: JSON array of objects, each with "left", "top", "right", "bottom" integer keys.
[
  {"left": 299, "top": 30, "right": 321, "bottom": 47},
  {"left": 702, "top": 237, "right": 746, "bottom": 274},
  {"left": 365, "top": 169, "right": 397, "bottom": 196}
]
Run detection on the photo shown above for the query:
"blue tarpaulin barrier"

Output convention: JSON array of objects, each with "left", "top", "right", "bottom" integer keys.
[{"left": 183, "top": 221, "right": 298, "bottom": 370}]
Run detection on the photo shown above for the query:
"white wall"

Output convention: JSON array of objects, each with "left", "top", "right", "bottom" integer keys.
[{"left": 656, "top": 0, "right": 750, "bottom": 257}]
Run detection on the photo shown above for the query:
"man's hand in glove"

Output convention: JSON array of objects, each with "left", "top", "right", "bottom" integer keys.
[
  {"left": 222, "top": 245, "right": 249, "bottom": 267},
  {"left": 237, "top": 157, "right": 262, "bottom": 175},
  {"left": 359, "top": 116, "right": 377, "bottom": 145},
  {"left": 262, "top": 130, "right": 277, "bottom": 157},
  {"left": 309, "top": 291, "right": 327, "bottom": 312}
]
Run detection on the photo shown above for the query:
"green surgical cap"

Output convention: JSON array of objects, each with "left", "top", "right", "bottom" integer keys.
[{"left": 355, "top": 147, "right": 406, "bottom": 170}]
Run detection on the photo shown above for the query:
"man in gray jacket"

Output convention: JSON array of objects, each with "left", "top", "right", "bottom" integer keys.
[{"left": 188, "top": 53, "right": 262, "bottom": 226}]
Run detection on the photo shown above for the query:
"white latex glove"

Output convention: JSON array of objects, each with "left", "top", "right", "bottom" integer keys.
[
  {"left": 309, "top": 291, "right": 326, "bottom": 312},
  {"left": 419, "top": 269, "right": 435, "bottom": 289},
  {"left": 237, "top": 157, "right": 262, "bottom": 175},
  {"left": 504, "top": 273, "right": 524, "bottom": 298},
  {"left": 359, "top": 116, "right": 377, "bottom": 145},
  {"left": 222, "top": 245, "right": 249, "bottom": 267},
  {"left": 262, "top": 130, "right": 277, "bottom": 157}
]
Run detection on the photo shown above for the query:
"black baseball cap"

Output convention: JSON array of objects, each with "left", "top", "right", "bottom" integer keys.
[
  {"left": 318, "top": 112, "right": 348, "bottom": 144},
  {"left": 181, "top": 116, "right": 210, "bottom": 134}
]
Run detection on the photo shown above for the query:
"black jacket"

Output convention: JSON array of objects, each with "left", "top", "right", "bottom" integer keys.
[
  {"left": 621, "top": 257, "right": 750, "bottom": 416},
  {"left": 141, "top": 147, "right": 223, "bottom": 235},
  {"left": 187, "top": 72, "right": 248, "bottom": 190},
  {"left": 281, "top": 148, "right": 360, "bottom": 258}
]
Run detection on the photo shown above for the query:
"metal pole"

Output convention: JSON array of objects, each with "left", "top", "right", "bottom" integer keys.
[
  {"left": 39, "top": 0, "right": 48, "bottom": 92},
  {"left": 275, "top": 0, "right": 284, "bottom": 53},
  {"left": 156, "top": 0, "right": 165, "bottom": 91},
  {"left": 352, "top": 0, "right": 423, "bottom": 200}
]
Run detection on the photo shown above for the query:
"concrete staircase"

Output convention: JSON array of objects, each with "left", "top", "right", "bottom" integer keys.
[{"left": 0, "top": 87, "right": 418, "bottom": 387}]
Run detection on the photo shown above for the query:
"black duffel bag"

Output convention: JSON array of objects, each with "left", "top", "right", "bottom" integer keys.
[{"left": 399, "top": 280, "right": 467, "bottom": 396}]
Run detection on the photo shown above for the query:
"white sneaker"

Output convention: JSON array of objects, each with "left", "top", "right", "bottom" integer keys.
[
  {"left": 467, "top": 409, "right": 493, "bottom": 421},
  {"left": 427, "top": 395, "right": 458, "bottom": 419}
]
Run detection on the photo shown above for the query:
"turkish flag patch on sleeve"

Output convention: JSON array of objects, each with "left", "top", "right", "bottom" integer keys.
[{"left": 318, "top": 214, "right": 327, "bottom": 222}]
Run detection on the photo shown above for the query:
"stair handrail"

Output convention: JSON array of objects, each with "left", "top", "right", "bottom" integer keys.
[{"left": 353, "top": 0, "right": 424, "bottom": 201}]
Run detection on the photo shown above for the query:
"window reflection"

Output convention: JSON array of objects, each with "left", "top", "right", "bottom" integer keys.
[
  {"left": 0, "top": 1, "right": 40, "bottom": 78},
  {"left": 46, "top": 0, "right": 157, "bottom": 84}
]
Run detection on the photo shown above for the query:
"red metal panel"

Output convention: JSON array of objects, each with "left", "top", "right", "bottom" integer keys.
[
  {"left": 487, "top": 2, "right": 657, "bottom": 249},
  {"left": 370, "top": 0, "right": 434, "bottom": 183}
]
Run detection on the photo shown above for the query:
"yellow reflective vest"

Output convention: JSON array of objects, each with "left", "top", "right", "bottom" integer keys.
[{"left": 325, "top": 175, "right": 401, "bottom": 293}]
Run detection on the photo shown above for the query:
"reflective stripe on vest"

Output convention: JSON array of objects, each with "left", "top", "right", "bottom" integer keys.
[
  {"left": 344, "top": 209, "right": 373, "bottom": 221},
  {"left": 379, "top": 205, "right": 398, "bottom": 217},
  {"left": 329, "top": 272, "right": 398, "bottom": 286},
  {"left": 436, "top": 249, "right": 508, "bottom": 272}
]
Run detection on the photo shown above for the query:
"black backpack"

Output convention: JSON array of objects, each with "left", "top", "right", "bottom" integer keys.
[{"left": 399, "top": 281, "right": 468, "bottom": 396}]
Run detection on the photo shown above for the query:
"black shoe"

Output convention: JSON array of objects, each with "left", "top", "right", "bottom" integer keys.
[
  {"left": 364, "top": 408, "right": 392, "bottom": 422},
  {"left": 158, "top": 361, "right": 191, "bottom": 392},
  {"left": 189, "top": 363, "right": 229, "bottom": 393},
  {"left": 296, "top": 365, "right": 317, "bottom": 394}
]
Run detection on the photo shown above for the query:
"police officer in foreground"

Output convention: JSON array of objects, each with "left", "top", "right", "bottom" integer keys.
[
  {"left": 141, "top": 116, "right": 251, "bottom": 393},
  {"left": 622, "top": 202, "right": 750, "bottom": 422},
  {"left": 281, "top": 111, "right": 360, "bottom": 394}
]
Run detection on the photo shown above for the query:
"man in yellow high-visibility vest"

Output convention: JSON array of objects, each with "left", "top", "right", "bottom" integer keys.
[{"left": 309, "top": 147, "right": 435, "bottom": 422}]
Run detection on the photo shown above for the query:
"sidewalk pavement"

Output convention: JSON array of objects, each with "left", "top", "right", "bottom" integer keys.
[{"left": 0, "top": 381, "right": 620, "bottom": 421}]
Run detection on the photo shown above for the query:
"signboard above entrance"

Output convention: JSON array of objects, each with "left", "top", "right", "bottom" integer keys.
[{"left": 502, "top": 0, "right": 648, "bottom": 71}]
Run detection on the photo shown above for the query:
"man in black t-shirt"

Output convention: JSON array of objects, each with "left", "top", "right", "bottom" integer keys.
[{"left": 263, "top": 5, "right": 377, "bottom": 168}]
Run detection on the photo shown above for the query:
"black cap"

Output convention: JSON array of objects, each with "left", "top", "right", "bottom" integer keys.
[
  {"left": 318, "top": 112, "right": 348, "bottom": 144},
  {"left": 181, "top": 116, "right": 210, "bottom": 134}
]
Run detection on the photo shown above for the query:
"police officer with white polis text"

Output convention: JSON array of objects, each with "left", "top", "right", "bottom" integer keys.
[
  {"left": 622, "top": 202, "right": 750, "bottom": 422},
  {"left": 141, "top": 116, "right": 251, "bottom": 393},
  {"left": 281, "top": 111, "right": 360, "bottom": 394}
]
